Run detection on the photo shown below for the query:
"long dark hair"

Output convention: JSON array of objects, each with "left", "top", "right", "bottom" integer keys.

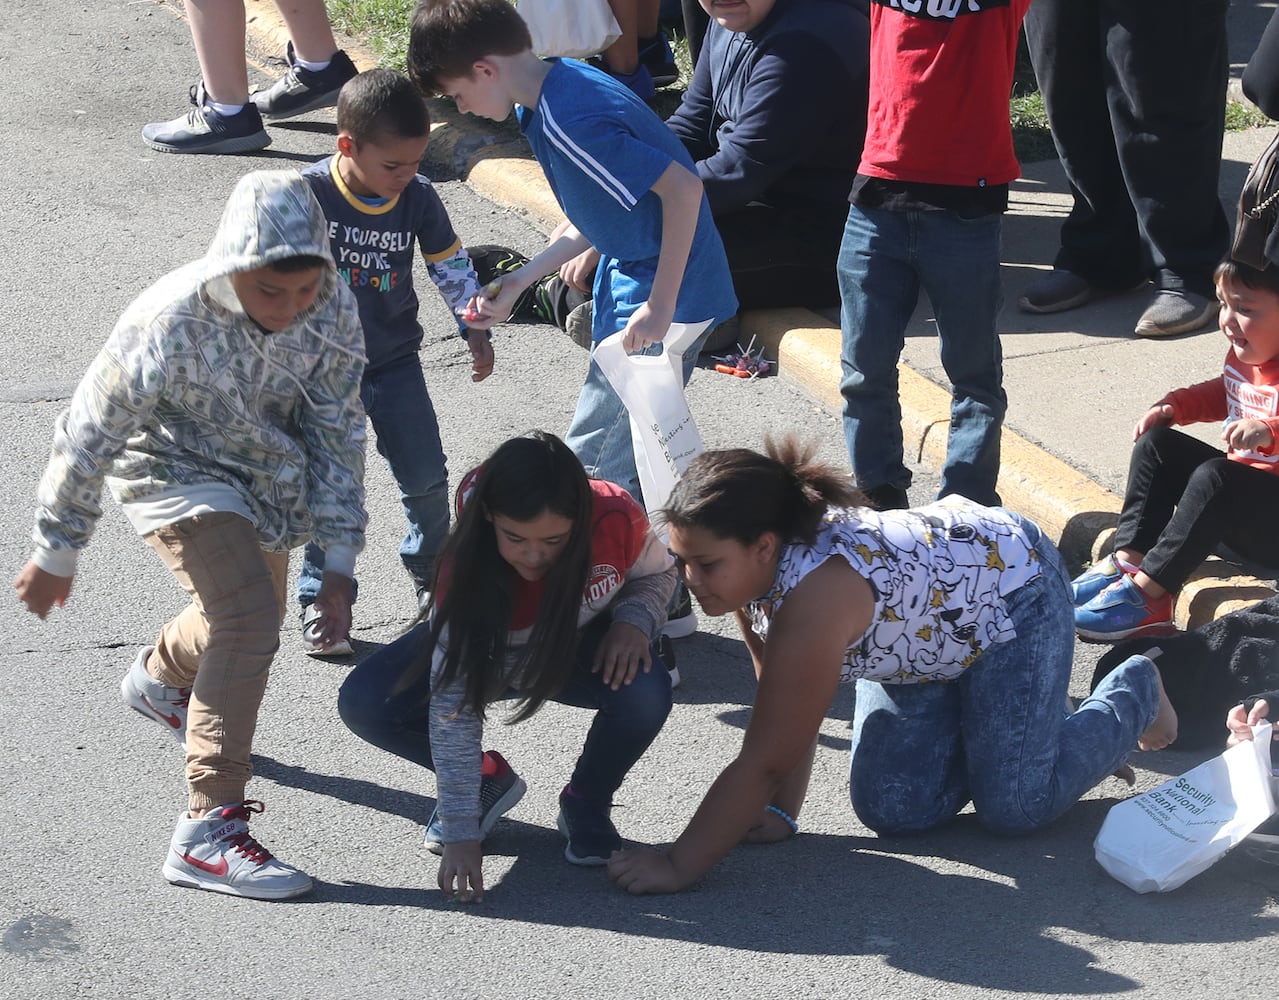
[
  {"left": 401, "top": 432, "right": 594, "bottom": 722},
  {"left": 661, "top": 436, "right": 862, "bottom": 546}
]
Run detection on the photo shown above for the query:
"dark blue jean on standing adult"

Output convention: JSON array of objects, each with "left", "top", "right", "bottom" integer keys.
[
  {"left": 337, "top": 613, "right": 673, "bottom": 807},
  {"left": 838, "top": 202, "right": 1008, "bottom": 506},
  {"left": 848, "top": 524, "right": 1160, "bottom": 836},
  {"left": 297, "top": 354, "right": 450, "bottom": 607}
]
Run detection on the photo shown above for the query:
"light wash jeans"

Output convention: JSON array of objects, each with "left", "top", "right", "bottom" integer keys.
[
  {"left": 848, "top": 527, "right": 1160, "bottom": 835},
  {"left": 564, "top": 337, "right": 707, "bottom": 508},
  {"left": 297, "top": 354, "right": 448, "bottom": 606},
  {"left": 838, "top": 202, "right": 1007, "bottom": 506}
]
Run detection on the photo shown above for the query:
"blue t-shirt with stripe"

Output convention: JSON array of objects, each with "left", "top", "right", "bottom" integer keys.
[{"left": 518, "top": 59, "right": 737, "bottom": 342}]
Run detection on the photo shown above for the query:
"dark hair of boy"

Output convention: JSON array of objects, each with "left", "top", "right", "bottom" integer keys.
[
  {"left": 406, "top": 0, "right": 532, "bottom": 96},
  {"left": 662, "top": 436, "right": 863, "bottom": 548},
  {"left": 270, "top": 254, "right": 330, "bottom": 273},
  {"left": 1216, "top": 256, "right": 1279, "bottom": 298},
  {"left": 336, "top": 68, "right": 431, "bottom": 145},
  {"left": 404, "top": 431, "right": 595, "bottom": 722}
]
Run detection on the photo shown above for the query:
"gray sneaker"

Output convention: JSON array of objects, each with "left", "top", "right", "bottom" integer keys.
[
  {"left": 301, "top": 603, "right": 354, "bottom": 658},
  {"left": 423, "top": 751, "right": 526, "bottom": 854},
  {"left": 1134, "top": 290, "right": 1218, "bottom": 338},
  {"left": 250, "top": 44, "right": 358, "bottom": 121},
  {"left": 566, "top": 300, "right": 594, "bottom": 350},
  {"left": 120, "top": 645, "right": 190, "bottom": 749},
  {"left": 142, "top": 83, "right": 270, "bottom": 155}
]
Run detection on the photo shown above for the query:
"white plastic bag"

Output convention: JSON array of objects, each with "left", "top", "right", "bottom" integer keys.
[
  {"left": 518, "top": 0, "right": 622, "bottom": 59},
  {"left": 1094, "top": 722, "right": 1277, "bottom": 893},
  {"left": 592, "top": 321, "right": 710, "bottom": 521}
]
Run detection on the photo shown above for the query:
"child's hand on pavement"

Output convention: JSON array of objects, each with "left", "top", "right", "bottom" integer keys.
[
  {"left": 1222, "top": 418, "right": 1274, "bottom": 453},
  {"left": 311, "top": 571, "right": 354, "bottom": 651},
  {"left": 1133, "top": 403, "right": 1174, "bottom": 441},
  {"left": 467, "top": 334, "right": 494, "bottom": 382},
  {"left": 593, "top": 621, "right": 651, "bottom": 690},
  {"left": 439, "top": 841, "right": 485, "bottom": 902},
  {"left": 1226, "top": 699, "right": 1271, "bottom": 746},
  {"left": 14, "top": 562, "right": 73, "bottom": 619}
]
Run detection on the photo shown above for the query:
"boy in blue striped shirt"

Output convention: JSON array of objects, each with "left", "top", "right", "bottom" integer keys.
[{"left": 407, "top": 0, "right": 737, "bottom": 513}]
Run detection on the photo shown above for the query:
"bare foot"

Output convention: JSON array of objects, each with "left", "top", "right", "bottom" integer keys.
[{"left": 1138, "top": 661, "right": 1179, "bottom": 751}]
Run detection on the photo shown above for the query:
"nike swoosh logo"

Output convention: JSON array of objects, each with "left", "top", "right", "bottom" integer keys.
[
  {"left": 181, "top": 852, "right": 228, "bottom": 877},
  {"left": 141, "top": 695, "right": 181, "bottom": 731}
]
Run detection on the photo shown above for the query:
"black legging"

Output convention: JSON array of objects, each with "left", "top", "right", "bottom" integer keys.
[{"left": 1112, "top": 426, "right": 1279, "bottom": 593}]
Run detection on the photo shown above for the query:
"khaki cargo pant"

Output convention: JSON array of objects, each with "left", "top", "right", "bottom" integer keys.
[{"left": 142, "top": 512, "right": 288, "bottom": 812}]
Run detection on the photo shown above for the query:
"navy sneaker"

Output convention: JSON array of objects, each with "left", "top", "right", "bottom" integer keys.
[
  {"left": 660, "top": 582, "right": 697, "bottom": 640},
  {"left": 638, "top": 33, "right": 678, "bottom": 87},
  {"left": 251, "top": 44, "right": 358, "bottom": 121},
  {"left": 424, "top": 750, "right": 526, "bottom": 854},
  {"left": 142, "top": 83, "right": 270, "bottom": 155},
  {"left": 657, "top": 633, "right": 680, "bottom": 690},
  {"left": 556, "top": 787, "right": 622, "bottom": 866}
]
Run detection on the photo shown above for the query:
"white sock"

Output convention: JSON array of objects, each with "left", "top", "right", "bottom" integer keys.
[
  {"left": 206, "top": 99, "right": 248, "bottom": 117},
  {"left": 294, "top": 56, "right": 332, "bottom": 72}
]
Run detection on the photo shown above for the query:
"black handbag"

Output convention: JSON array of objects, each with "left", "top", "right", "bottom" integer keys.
[{"left": 1233, "top": 127, "right": 1279, "bottom": 271}]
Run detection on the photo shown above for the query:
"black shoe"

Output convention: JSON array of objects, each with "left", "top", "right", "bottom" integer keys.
[
  {"left": 251, "top": 44, "right": 358, "bottom": 121},
  {"left": 466, "top": 245, "right": 545, "bottom": 322},
  {"left": 657, "top": 633, "right": 679, "bottom": 689},
  {"left": 556, "top": 788, "right": 621, "bottom": 866},
  {"left": 660, "top": 582, "right": 697, "bottom": 639},
  {"left": 638, "top": 33, "right": 679, "bottom": 88},
  {"left": 142, "top": 83, "right": 270, "bottom": 154},
  {"left": 861, "top": 484, "right": 909, "bottom": 512}
]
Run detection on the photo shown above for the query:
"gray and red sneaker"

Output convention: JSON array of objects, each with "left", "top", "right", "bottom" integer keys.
[
  {"left": 163, "top": 801, "right": 313, "bottom": 900},
  {"left": 120, "top": 646, "right": 189, "bottom": 749}
]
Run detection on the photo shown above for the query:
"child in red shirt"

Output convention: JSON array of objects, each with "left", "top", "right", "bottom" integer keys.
[{"left": 1073, "top": 258, "right": 1279, "bottom": 642}]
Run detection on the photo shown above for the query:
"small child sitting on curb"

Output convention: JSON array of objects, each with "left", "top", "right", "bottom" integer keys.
[{"left": 1072, "top": 256, "right": 1279, "bottom": 642}]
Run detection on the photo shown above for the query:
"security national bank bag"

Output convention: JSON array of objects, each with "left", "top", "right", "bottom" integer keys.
[{"left": 1094, "top": 723, "right": 1277, "bottom": 893}]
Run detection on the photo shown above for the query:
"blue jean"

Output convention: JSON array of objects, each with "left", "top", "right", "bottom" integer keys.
[
  {"left": 297, "top": 354, "right": 449, "bottom": 606},
  {"left": 564, "top": 337, "right": 707, "bottom": 508},
  {"left": 337, "top": 614, "right": 673, "bottom": 805},
  {"left": 838, "top": 203, "right": 1007, "bottom": 506},
  {"left": 848, "top": 530, "right": 1159, "bottom": 835}
]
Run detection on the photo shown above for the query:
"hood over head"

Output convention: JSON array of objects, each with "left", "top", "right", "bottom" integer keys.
[{"left": 201, "top": 170, "right": 338, "bottom": 321}]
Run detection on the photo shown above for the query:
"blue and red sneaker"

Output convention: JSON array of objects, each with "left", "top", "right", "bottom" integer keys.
[
  {"left": 1069, "top": 553, "right": 1134, "bottom": 606},
  {"left": 1074, "top": 575, "right": 1175, "bottom": 643}
]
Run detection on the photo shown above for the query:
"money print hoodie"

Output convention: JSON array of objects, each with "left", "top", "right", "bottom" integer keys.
[{"left": 29, "top": 171, "right": 368, "bottom": 578}]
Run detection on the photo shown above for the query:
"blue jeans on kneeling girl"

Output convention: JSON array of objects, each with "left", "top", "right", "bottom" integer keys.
[
  {"left": 849, "top": 527, "right": 1160, "bottom": 836},
  {"left": 337, "top": 613, "right": 673, "bottom": 808}
]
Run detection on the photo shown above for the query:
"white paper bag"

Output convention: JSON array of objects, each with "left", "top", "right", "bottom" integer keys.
[
  {"left": 518, "top": 0, "right": 622, "bottom": 59},
  {"left": 592, "top": 321, "right": 710, "bottom": 522},
  {"left": 1094, "top": 722, "right": 1277, "bottom": 893}
]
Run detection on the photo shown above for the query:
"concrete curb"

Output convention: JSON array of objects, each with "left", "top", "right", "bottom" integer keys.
[{"left": 238, "top": 1, "right": 1275, "bottom": 629}]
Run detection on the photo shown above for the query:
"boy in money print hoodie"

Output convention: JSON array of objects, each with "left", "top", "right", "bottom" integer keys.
[{"left": 15, "top": 170, "right": 368, "bottom": 901}]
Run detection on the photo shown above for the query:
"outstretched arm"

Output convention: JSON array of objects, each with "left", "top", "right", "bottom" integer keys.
[{"left": 608, "top": 557, "right": 873, "bottom": 893}]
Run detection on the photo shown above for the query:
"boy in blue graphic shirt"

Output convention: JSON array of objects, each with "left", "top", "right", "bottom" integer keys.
[
  {"left": 406, "top": 0, "right": 737, "bottom": 512},
  {"left": 298, "top": 68, "right": 496, "bottom": 655}
]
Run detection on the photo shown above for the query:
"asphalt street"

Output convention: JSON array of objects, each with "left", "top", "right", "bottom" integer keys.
[{"left": 2, "top": 2, "right": 1278, "bottom": 998}]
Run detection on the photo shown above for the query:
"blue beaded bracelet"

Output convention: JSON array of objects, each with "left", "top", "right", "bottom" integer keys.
[{"left": 766, "top": 804, "right": 799, "bottom": 834}]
